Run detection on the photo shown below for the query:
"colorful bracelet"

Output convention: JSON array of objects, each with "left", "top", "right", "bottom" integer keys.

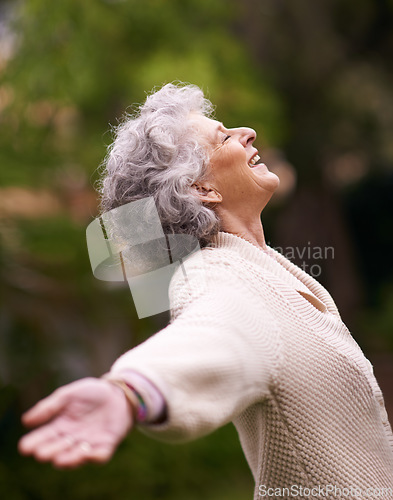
[
  {"left": 101, "top": 374, "right": 148, "bottom": 423},
  {"left": 125, "top": 381, "right": 148, "bottom": 422}
]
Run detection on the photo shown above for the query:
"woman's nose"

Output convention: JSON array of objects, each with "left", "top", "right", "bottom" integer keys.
[{"left": 232, "top": 127, "right": 257, "bottom": 147}]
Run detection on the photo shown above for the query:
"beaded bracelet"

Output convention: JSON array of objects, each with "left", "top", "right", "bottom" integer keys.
[{"left": 101, "top": 374, "right": 148, "bottom": 423}]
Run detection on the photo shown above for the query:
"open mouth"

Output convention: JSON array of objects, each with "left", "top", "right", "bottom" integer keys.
[{"left": 248, "top": 154, "right": 261, "bottom": 168}]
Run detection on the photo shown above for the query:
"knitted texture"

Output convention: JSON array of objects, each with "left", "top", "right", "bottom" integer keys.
[{"left": 110, "top": 232, "right": 393, "bottom": 497}]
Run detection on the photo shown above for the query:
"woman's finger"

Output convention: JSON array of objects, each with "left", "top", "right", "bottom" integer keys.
[
  {"left": 33, "top": 434, "right": 76, "bottom": 462},
  {"left": 18, "top": 425, "right": 59, "bottom": 455},
  {"left": 52, "top": 443, "right": 93, "bottom": 469},
  {"left": 21, "top": 389, "right": 67, "bottom": 428},
  {"left": 85, "top": 443, "right": 114, "bottom": 464},
  {"left": 52, "top": 440, "right": 115, "bottom": 468}
]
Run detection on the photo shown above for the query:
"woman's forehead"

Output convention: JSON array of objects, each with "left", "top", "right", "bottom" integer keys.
[{"left": 189, "top": 113, "right": 225, "bottom": 145}]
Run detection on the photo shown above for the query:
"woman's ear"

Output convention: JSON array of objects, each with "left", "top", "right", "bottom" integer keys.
[{"left": 192, "top": 183, "right": 222, "bottom": 204}]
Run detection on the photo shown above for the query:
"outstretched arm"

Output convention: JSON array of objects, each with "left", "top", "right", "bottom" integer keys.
[
  {"left": 107, "top": 253, "right": 281, "bottom": 443},
  {"left": 19, "top": 250, "right": 280, "bottom": 463}
]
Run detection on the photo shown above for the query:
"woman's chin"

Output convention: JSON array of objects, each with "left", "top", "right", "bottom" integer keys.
[
  {"left": 269, "top": 171, "right": 281, "bottom": 191},
  {"left": 253, "top": 166, "right": 280, "bottom": 192}
]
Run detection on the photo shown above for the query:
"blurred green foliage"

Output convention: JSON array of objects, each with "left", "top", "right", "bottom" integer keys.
[{"left": 1, "top": 0, "right": 393, "bottom": 498}]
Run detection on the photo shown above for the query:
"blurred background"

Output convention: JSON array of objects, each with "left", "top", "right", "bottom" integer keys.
[{"left": 1, "top": 0, "right": 392, "bottom": 498}]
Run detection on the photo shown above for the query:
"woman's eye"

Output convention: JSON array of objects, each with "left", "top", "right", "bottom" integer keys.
[{"left": 222, "top": 135, "right": 231, "bottom": 143}]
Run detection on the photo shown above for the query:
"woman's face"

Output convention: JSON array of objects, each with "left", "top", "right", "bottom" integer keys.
[{"left": 190, "top": 114, "right": 279, "bottom": 212}]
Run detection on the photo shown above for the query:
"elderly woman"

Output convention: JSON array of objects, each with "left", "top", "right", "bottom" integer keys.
[{"left": 19, "top": 84, "right": 393, "bottom": 497}]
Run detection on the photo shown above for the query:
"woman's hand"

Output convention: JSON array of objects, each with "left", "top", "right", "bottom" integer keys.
[{"left": 18, "top": 377, "right": 134, "bottom": 468}]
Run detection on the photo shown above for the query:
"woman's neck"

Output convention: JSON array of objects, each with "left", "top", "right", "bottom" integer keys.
[{"left": 216, "top": 208, "right": 268, "bottom": 251}]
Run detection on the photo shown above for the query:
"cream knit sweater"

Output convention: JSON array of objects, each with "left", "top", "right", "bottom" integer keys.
[{"left": 110, "top": 232, "right": 393, "bottom": 496}]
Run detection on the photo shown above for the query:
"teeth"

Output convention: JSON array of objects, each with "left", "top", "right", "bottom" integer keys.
[{"left": 249, "top": 154, "right": 260, "bottom": 166}]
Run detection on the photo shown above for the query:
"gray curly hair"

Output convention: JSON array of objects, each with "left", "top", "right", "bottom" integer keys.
[{"left": 98, "top": 83, "right": 221, "bottom": 247}]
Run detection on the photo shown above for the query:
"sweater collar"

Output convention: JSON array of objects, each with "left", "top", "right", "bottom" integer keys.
[
  {"left": 209, "top": 231, "right": 337, "bottom": 315},
  {"left": 209, "top": 231, "right": 304, "bottom": 285}
]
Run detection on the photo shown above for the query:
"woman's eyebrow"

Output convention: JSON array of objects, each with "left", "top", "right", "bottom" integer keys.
[{"left": 215, "top": 122, "right": 225, "bottom": 139}]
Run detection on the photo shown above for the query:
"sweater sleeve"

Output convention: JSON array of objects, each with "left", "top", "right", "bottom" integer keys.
[{"left": 109, "top": 248, "right": 281, "bottom": 442}]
